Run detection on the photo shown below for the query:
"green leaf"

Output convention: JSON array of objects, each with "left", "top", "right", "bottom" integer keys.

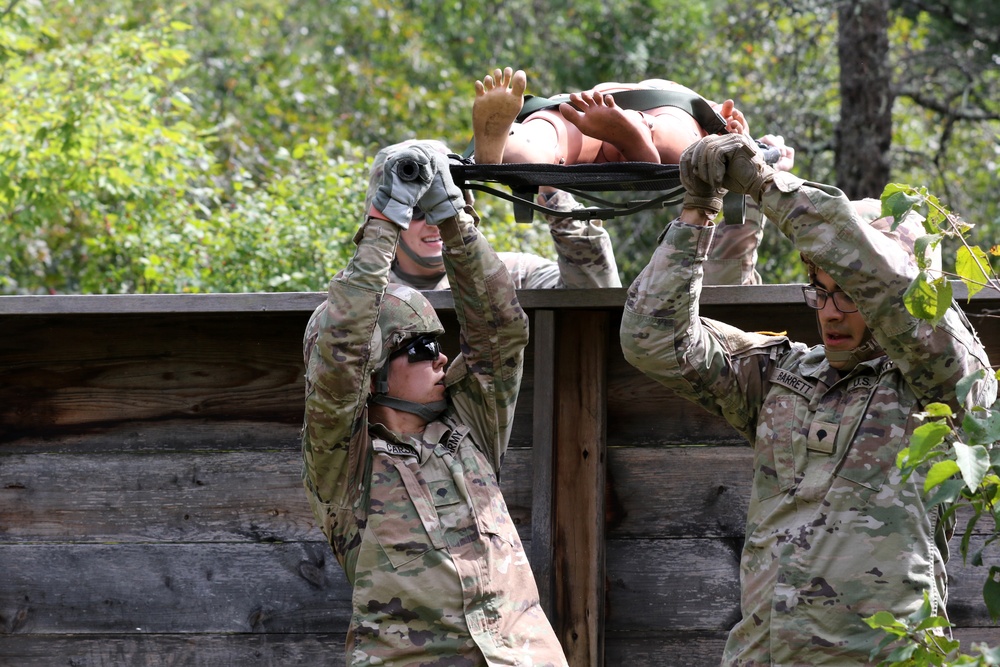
[
  {"left": 956, "top": 245, "right": 993, "bottom": 299},
  {"left": 924, "top": 478, "right": 965, "bottom": 508},
  {"left": 881, "top": 185, "right": 923, "bottom": 222},
  {"left": 962, "top": 407, "right": 1000, "bottom": 448},
  {"left": 910, "top": 421, "right": 952, "bottom": 460},
  {"left": 903, "top": 272, "right": 951, "bottom": 326},
  {"left": 865, "top": 610, "right": 906, "bottom": 632},
  {"left": 956, "top": 369, "right": 990, "bottom": 408},
  {"left": 922, "top": 403, "right": 954, "bottom": 419},
  {"left": 913, "top": 234, "right": 943, "bottom": 271},
  {"left": 985, "top": 566, "right": 1000, "bottom": 622},
  {"left": 924, "top": 459, "right": 961, "bottom": 492},
  {"left": 954, "top": 441, "right": 990, "bottom": 491},
  {"left": 914, "top": 616, "right": 952, "bottom": 631},
  {"left": 885, "top": 643, "right": 917, "bottom": 662}
]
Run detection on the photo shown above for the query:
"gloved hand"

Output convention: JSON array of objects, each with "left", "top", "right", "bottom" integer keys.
[
  {"left": 681, "top": 187, "right": 726, "bottom": 216},
  {"left": 370, "top": 146, "right": 435, "bottom": 228},
  {"left": 680, "top": 134, "right": 776, "bottom": 203},
  {"left": 416, "top": 149, "right": 465, "bottom": 225}
]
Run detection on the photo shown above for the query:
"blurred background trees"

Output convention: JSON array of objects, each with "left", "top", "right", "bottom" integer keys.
[{"left": 0, "top": 0, "right": 996, "bottom": 293}]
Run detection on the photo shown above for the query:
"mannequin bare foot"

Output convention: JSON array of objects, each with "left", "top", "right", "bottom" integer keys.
[
  {"left": 559, "top": 91, "right": 659, "bottom": 162},
  {"left": 472, "top": 67, "right": 527, "bottom": 164}
]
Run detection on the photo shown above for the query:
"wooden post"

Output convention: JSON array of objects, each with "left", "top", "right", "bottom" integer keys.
[
  {"left": 531, "top": 309, "right": 556, "bottom": 615},
  {"left": 551, "top": 309, "right": 607, "bottom": 667}
]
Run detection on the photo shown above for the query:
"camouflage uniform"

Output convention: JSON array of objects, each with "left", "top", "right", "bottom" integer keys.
[
  {"left": 302, "top": 180, "right": 567, "bottom": 662},
  {"left": 702, "top": 196, "right": 764, "bottom": 286},
  {"left": 389, "top": 190, "right": 621, "bottom": 290},
  {"left": 620, "top": 175, "right": 997, "bottom": 665}
]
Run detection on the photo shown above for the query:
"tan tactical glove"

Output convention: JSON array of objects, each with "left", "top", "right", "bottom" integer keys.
[
  {"left": 681, "top": 188, "right": 726, "bottom": 216},
  {"left": 680, "top": 134, "right": 776, "bottom": 204}
]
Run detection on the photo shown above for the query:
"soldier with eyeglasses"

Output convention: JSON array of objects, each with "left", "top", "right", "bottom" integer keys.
[
  {"left": 620, "top": 133, "right": 997, "bottom": 666},
  {"left": 301, "top": 140, "right": 568, "bottom": 666}
]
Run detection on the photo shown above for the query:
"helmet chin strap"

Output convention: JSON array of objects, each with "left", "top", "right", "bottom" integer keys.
[
  {"left": 370, "top": 394, "right": 448, "bottom": 423},
  {"left": 818, "top": 315, "right": 884, "bottom": 371},
  {"left": 398, "top": 234, "right": 444, "bottom": 270},
  {"left": 370, "top": 363, "right": 447, "bottom": 423}
]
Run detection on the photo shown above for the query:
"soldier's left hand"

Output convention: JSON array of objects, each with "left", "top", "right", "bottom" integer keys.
[
  {"left": 680, "top": 134, "right": 776, "bottom": 203},
  {"left": 413, "top": 147, "right": 466, "bottom": 225}
]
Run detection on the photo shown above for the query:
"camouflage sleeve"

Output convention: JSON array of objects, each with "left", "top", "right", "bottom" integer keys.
[
  {"left": 702, "top": 195, "right": 764, "bottom": 286},
  {"left": 301, "top": 217, "right": 399, "bottom": 516},
  {"left": 620, "top": 220, "right": 784, "bottom": 440},
  {"left": 539, "top": 190, "right": 621, "bottom": 288},
  {"left": 440, "top": 207, "right": 529, "bottom": 473},
  {"left": 761, "top": 175, "right": 997, "bottom": 409}
]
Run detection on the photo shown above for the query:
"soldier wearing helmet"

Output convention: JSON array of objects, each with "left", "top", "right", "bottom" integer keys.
[
  {"left": 302, "top": 140, "right": 568, "bottom": 665},
  {"left": 620, "top": 133, "right": 996, "bottom": 665}
]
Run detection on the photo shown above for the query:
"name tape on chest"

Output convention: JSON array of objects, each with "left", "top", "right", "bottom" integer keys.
[
  {"left": 372, "top": 439, "right": 419, "bottom": 458},
  {"left": 771, "top": 369, "right": 813, "bottom": 398}
]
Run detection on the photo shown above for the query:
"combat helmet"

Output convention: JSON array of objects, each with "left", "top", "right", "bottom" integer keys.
[{"left": 369, "top": 283, "right": 448, "bottom": 422}]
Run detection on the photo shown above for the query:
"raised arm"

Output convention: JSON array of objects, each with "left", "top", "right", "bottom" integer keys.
[
  {"left": 301, "top": 142, "right": 432, "bottom": 551},
  {"left": 682, "top": 132, "right": 996, "bottom": 409},
  {"left": 535, "top": 189, "right": 621, "bottom": 288},
  {"left": 761, "top": 178, "right": 995, "bottom": 408},
  {"left": 424, "top": 160, "right": 529, "bottom": 472},
  {"left": 620, "top": 207, "right": 784, "bottom": 441}
]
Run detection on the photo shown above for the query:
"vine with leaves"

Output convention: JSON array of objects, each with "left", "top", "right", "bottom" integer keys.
[{"left": 865, "top": 183, "right": 1000, "bottom": 667}]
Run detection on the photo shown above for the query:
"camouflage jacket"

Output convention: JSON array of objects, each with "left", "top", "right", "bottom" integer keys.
[
  {"left": 703, "top": 196, "right": 764, "bottom": 286},
  {"left": 620, "top": 176, "right": 996, "bottom": 666},
  {"left": 302, "top": 208, "right": 567, "bottom": 666},
  {"left": 389, "top": 190, "right": 621, "bottom": 290}
]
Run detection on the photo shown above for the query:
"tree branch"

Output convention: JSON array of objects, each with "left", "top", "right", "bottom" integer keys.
[{"left": 894, "top": 88, "right": 1000, "bottom": 121}]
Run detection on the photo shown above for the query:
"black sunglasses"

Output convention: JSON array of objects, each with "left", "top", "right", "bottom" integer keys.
[
  {"left": 801, "top": 286, "right": 858, "bottom": 313},
  {"left": 392, "top": 334, "right": 441, "bottom": 363}
]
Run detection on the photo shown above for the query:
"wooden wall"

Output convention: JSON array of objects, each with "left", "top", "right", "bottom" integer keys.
[{"left": 1, "top": 287, "right": 998, "bottom": 666}]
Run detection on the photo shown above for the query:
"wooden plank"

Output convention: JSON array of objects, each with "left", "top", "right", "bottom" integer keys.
[
  {"left": 2, "top": 537, "right": 993, "bottom": 638},
  {"left": 0, "top": 633, "right": 346, "bottom": 666},
  {"left": 552, "top": 310, "right": 608, "bottom": 667},
  {"left": 0, "top": 419, "right": 302, "bottom": 455},
  {"left": 0, "top": 543, "right": 352, "bottom": 634},
  {"left": 604, "top": 633, "right": 729, "bottom": 667},
  {"left": 607, "top": 446, "right": 752, "bottom": 539},
  {"left": 603, "top": 537, "right": 1000, "bottom": 632},
  {"left": 5, "top": 444, "right": 991, "bottom": 545},
  {"left": 0, "top": 283, "right": 992, "bottom": 315},
  {"left": 0, "top": 451, "right": 319, "bottom": 543},
  {"left": 530, "top": 310, "right": 556, "bottom": 615},
  {"left": 0, "top": 313, "right": 307, "bottom": 439},
  {"left": 606, "top": 538, "right": 741, "bottom": 632},
  {"left": 0, "top": 449, "right": 533, "bottom": 544},
  {"left": 605, "top": 629, "right": 1000, "bottom": 667}
]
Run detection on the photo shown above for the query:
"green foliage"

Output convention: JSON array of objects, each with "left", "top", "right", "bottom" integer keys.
[
  {"left": 881, "top": 184, "right": 1000, "bottom": 666},
  {"left": 0, "top": 7, "right": 218, "bottom": 293},
  {"left": 865, "top": 592, "right": 1000, "bottom": 666},
  {"left": 0, "top": 0, "right": 996, "bottom": 296}
]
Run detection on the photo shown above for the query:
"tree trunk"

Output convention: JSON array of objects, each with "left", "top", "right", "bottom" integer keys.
[{"left": 836, "top": 0, "right": 893, "bottom": 199}]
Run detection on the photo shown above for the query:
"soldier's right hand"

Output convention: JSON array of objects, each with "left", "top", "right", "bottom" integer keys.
[
  {"left": 371, "top": 145, "right": 435, "bottom": 228},
  {"left": 681, "top": 187, "right": 726, "bottom": 216},
  {"left": 681, "top": 134, "right": 776, "bottom": 203}
]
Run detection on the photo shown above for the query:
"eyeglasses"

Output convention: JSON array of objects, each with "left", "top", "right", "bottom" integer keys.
[
  {"left": 392, "top": 334, "right": 441, "bottom": 363},
  {"left": 801, "top": 286, "right": 858, "bottom": 313}
]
